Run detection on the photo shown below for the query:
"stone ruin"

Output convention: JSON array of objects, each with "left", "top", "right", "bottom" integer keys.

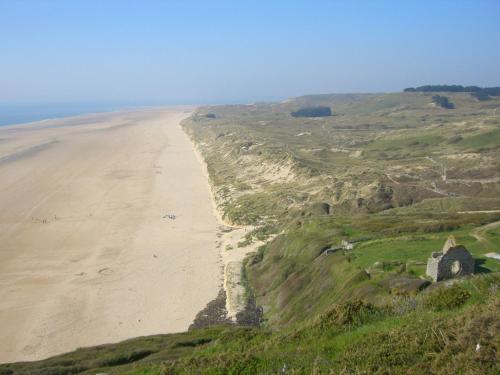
[{"left": 426, "top": 236, "right": 474, "bottom": 282}]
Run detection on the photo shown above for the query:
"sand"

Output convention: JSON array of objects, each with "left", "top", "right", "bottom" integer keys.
[
  {"left": 188, "top": 144, "right": 274, "bottom": 320},
  {"left": 0, "top": 108, "right": 222, "bottom": 363}
]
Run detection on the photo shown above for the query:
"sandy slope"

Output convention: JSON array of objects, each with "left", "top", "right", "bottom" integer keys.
[{"left": 0, "top": 108, "right": 222, "bottom": 363}]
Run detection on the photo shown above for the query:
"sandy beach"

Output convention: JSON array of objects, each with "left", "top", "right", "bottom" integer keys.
[{"left": 0, "top": 108, "right": 222, "bottom": 363}]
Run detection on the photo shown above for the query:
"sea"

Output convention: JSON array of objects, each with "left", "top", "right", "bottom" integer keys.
[
  {"left": 0, "top": 96, "right": 284, "bottom": 127},
  {"left": 0, "top": 102, "right": 141, "bottom": 127}
]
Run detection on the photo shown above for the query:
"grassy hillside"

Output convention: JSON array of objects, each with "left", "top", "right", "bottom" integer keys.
[
  {"left": 2, "top": 276, "right": 498, "bottom": 374},
  {"left": 2, "top": 91, "right": 499, "bottom": 374}
]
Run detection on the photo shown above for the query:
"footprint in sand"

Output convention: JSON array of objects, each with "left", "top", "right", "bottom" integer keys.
[{"left": 98, "top": 267, "right": 113, "bottom": 276}]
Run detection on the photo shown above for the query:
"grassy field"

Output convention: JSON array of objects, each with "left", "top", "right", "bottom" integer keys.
[{"left": 2, "top": 91, "right": 499, "bottom": 374}]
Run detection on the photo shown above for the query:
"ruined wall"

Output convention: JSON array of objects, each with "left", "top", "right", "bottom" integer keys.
[
  {"left": 426, "top": 254, "right": 441, "bottom": 282},
  {"left": 427, "top": 246, "right": 474, "bottom": 282}
]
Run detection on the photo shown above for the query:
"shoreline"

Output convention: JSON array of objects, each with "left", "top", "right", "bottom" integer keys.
[
  {"left": 0, "top": 104, "right": 197, "bottom": 128},
  {"left": 181, "top": 120, "right": 266, "bottom": 321}
]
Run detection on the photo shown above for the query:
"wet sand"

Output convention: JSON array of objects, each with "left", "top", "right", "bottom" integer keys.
[{"left": 0, "top": 108, "right": 221, "bottom": 363}]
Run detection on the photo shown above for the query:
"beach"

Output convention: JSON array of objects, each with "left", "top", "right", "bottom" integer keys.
[{"left": 0, "top": 108, "right": 222, "bottom": 363}]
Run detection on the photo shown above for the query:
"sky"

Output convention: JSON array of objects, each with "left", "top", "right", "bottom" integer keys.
[{"left": 1, "top": 0, "right": 500, "bottom": 105}]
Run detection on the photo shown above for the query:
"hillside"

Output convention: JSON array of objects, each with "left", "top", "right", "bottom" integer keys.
[{"left": 2, "top": 91, "right": 499, "bottom": 374}]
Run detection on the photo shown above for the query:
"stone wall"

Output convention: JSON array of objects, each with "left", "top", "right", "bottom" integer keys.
[{"left": 426, "top": 245, "right": 474, "bottom": 282}]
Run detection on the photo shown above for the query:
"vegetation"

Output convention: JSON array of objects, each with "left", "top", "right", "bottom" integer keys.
[
  {"left": 432, "top": 94, "right": 454, "bottom": 109},
  {"left": 2, "top": 276, "right": 498, "bottom": 374},
  {"left": 291, "top": 105, "right": 332, "bottom": 117},
  {"left": 404, "top": 84, "right": 484, "bottom": 92},
  {"left": 471, "top": 91, "right": 491, "bottom": 101},
  {"left": 404, "top": 84, "right": 500, "bottom": 101},
  {"left": 424, "top": 284, "right": 471, "bottom": 311},
  {"left": 3, "top": 90, "right": 499, "bottom": 374}
]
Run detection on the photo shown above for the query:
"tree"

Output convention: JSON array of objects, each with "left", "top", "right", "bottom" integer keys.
[
  {"left": 291, "top": 106, "right": 332, "bottom": 118},
  {"left": 432, "top": 95, "right": 454, "bottom": 109},
  {"left": 471, "top": 91, "right": 491, "bottom": 101}
]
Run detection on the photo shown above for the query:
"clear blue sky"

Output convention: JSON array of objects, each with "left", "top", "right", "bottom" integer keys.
[{"left": 1, "top": 0, "right": 499, "bottom": 104}]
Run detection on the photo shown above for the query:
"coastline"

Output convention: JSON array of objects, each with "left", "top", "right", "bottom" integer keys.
[{"left": 181, "top": 120, "right": 265, "bottom": 321}]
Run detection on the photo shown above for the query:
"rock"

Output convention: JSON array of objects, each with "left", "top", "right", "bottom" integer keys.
[{"left": 380, "top": 276, "right": 430, "bottom": 295}]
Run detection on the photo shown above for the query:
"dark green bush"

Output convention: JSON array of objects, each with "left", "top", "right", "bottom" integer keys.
[
  {"left": 291, "top": 106, "right": 332, "bottom": 117},
  {"left": 471, "top": 91, "right": 491, "bottom": 101},
  {"left": 425, "top": 284, "right": 471, "bottom": 311},
  {"left": 432, "top": 95, "right": 455, "bottom": 109},
  {"left": 174, "top": 338, "right": 212, "bottom": 347},
  {"left": 96, "top": 349, "right": 155, "bottom": 367},
  {"left": 249, "top": 246, "right": 265, "bottom": 265}
]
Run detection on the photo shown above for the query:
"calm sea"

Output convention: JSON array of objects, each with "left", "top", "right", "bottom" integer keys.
[{"left": 0, "top": 102, "right": 144, "bottom": 127}]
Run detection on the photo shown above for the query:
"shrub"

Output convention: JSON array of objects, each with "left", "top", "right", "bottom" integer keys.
[
  {"left": 96, "top": 349, "right": 155, "bottom": 367},
  {"left": 447, "top": 135, "right": 463, "bottom": 144},
  {"left": 249, "top": 246, "right": 266, "bottom": 265},
  {"left": 424, "top": 284, "right": 471, "bottom": 311},
  {"left": 174, "top": 338, "right": 212, "bottom": 347},
  {"left": 432, "top": 95, "right": 455, "bottom": 109},
  {"left": 471, "top": 91, "right": 491, "bottom": 101},
  {"left": 291, "top": 106, "right": 332, "bottom": 118},
  {"left": 316, "top": 300, "right": 379, "bottom": 329}
]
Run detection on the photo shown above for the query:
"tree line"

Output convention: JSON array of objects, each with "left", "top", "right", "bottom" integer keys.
[{"left": 404, "top": 85, "right": 500, "bottom": 101}]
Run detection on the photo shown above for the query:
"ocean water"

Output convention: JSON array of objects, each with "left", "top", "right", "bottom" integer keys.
[{"left": 0, "top": 102, "right": 140, "bottom": 127}]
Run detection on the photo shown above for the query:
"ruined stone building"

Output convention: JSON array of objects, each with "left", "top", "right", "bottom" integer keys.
[
  {"left": 426, "top": 236, "right": 474, "bottom": 282},
  {"left": 341, "top": 240, "right": 353, "bottom": 250}
]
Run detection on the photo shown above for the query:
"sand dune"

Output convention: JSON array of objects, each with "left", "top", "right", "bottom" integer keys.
[{"left": 0, "top": 108, "right": 221, "bottom": 363}]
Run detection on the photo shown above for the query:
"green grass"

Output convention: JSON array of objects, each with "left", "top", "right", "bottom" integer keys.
[
  {"left": 0, "top": 327, "right": 226, "bottom": 375},
  {"left": 352, "top": 227, "right": 500, "bottom": 274},
  {"left": 3, "top": 276, "right": 498, "bottom": 375},
  {"left": 365, "top": 133, "right": 445, "bottom": 153},
  {"left": 460, "top": 128, "right": 500, "bottom": 150}
]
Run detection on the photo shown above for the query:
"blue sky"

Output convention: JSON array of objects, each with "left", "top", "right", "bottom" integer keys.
[{"left": 1, "top": 0, "right": 499, "bottom": 104}]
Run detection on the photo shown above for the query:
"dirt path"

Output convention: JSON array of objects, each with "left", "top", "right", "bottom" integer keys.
[{"left": 470, "top": 220, "right": 500, "bottom": 243}]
